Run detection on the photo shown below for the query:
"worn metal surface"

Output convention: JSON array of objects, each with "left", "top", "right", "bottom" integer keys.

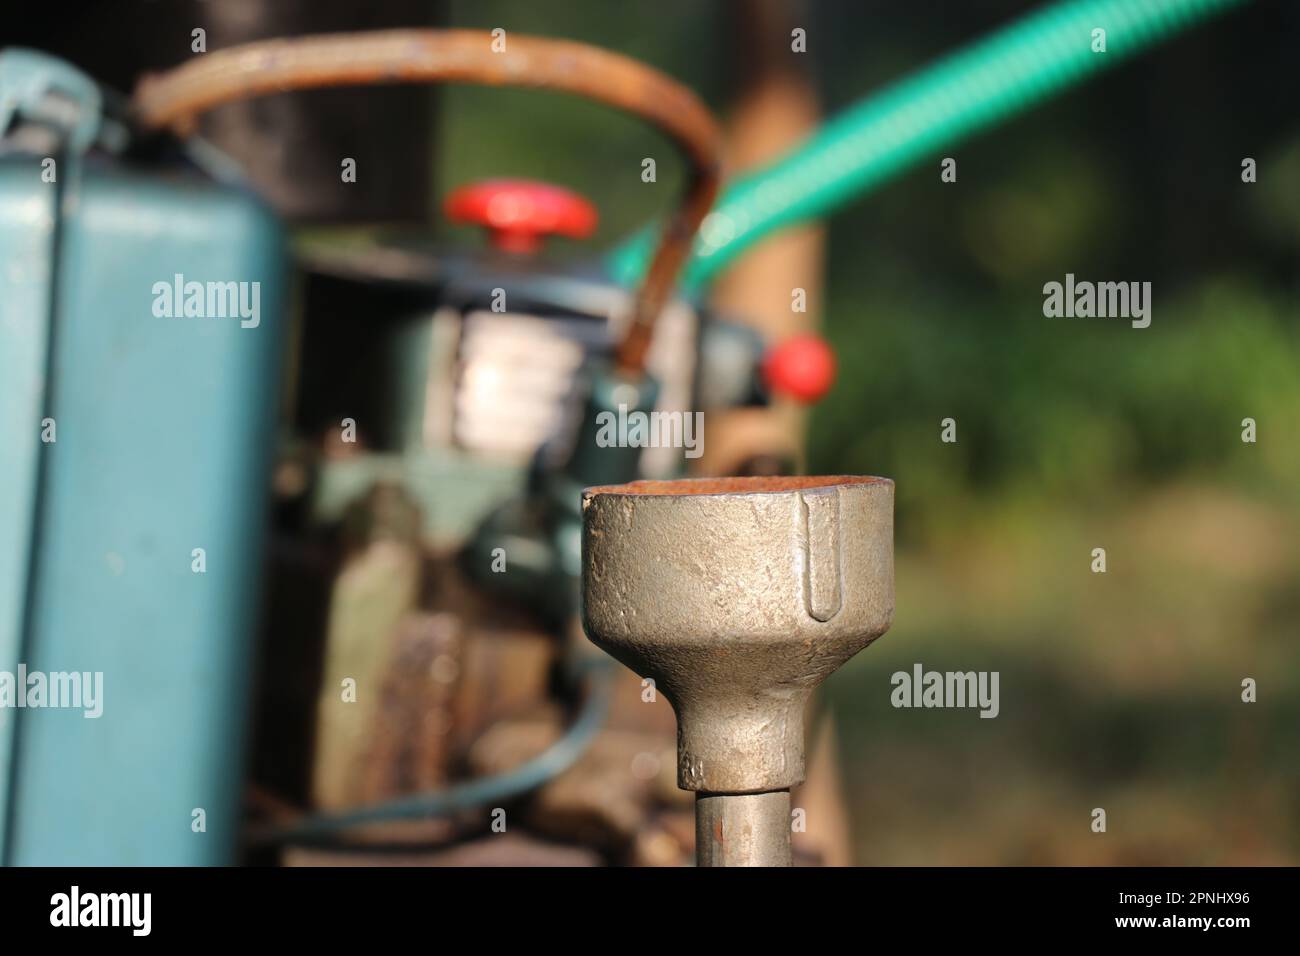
[
  {"left": 696, "top": 791, "right": 791, "bottom": 867},
  {"left": 581, "top": 475, "right": 894, "bottom": 866}
]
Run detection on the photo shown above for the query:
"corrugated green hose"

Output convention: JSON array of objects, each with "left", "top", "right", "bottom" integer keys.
[{"left": 608, "top": 0, "right": 1251, "bottom": 291}]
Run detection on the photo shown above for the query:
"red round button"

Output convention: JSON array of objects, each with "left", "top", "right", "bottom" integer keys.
[
  {"left": 762, "top": 333, "right": 837, "bottom": 403},
  {"left": 444, "top": 179, "right": 598, "bottom": 254}
]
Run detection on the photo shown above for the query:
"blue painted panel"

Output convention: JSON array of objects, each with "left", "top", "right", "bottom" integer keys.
[{"left": 3, "top": 164, "right": 288, "bottom": 865}]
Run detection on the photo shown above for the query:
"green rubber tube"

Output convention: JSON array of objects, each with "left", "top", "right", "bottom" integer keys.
[{"left": 608, "top": 0, "right": 1250, "bottom": 290}]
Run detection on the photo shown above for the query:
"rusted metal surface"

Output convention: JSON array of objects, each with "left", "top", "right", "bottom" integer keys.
[
  {"left": 311, "top": 487, "right": 424, "bottom": 811},
  {"left": 359, "top": 612, "right": 462, "bottom": 804},
  {"left": 468, "top": 714, "right": 677, "bottom": 853},
  {"left": 581, "top": 475, "right": 894, "bottom": 866},
  {"left": 306, "top": 537, "right": 561, "bottom": 828},
  {"left": 131, "top": 28, "right": 723, "bottom": 377}
]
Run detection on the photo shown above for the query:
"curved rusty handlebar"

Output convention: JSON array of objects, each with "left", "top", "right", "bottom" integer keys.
[{"left": 132, "top": 29, "right": 723, "bottom": 376}]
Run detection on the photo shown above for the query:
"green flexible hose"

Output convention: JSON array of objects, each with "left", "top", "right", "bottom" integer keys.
[{"left": 608, "top": 0, "right": 1250, "bottom": 291}]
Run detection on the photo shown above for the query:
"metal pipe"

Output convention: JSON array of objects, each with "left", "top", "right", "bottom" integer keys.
[
  {"left": 581, "top": 476, "right": 895, "bottom": 868},
  {"left": 696, "top": 791, "right": 791, "bottom": 867}
]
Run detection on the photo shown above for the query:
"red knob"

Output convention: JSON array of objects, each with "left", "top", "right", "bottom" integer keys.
[
  {"left": 444, "top": 179, "right": 598, "bottom": 254},
  {"left": 763, "top": 333, "right": 837, "bottom": 403}
]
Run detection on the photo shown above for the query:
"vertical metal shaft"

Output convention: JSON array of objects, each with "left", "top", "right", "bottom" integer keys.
[{"left": 695, "top": 791, "right": 791, "bottom": 867}]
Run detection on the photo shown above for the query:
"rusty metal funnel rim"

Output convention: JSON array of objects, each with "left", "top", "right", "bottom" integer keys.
[{"left": 583, "top": 474, "right": 890, "bottom": 500}]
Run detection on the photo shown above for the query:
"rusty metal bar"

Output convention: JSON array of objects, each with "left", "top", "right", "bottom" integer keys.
[{"left": 131, "top": 28, "right": 723, "bottom": 376}]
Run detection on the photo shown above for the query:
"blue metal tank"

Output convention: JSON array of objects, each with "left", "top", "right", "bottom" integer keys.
[{"left": 0, "top": 51, "right": 288, "bottom": 864}]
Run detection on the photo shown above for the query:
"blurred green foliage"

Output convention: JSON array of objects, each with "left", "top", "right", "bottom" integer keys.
[{"left": 816, "top": 277, "right": 1300, "bottom": 533}]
